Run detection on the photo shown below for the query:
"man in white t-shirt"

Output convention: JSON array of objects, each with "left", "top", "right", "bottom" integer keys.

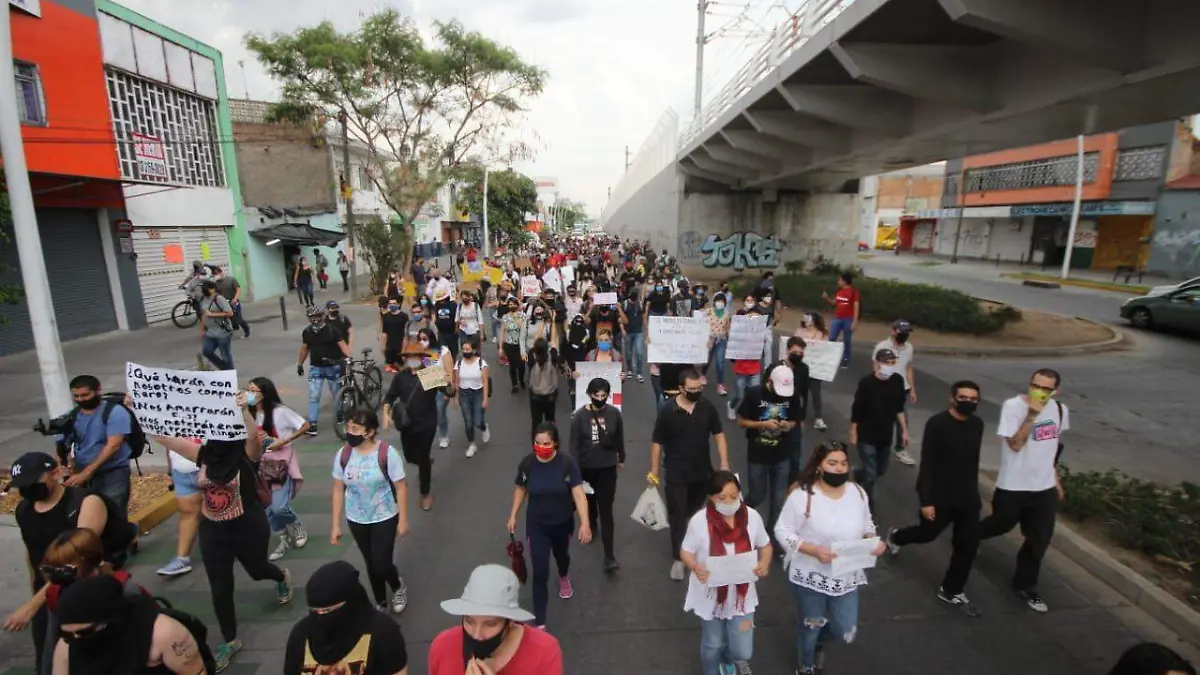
[
  {"left": 978, "top": 367, "right": 1069, "bottom": 614},
  {"left": 874, "top": 319, "right": 917, "bottom": 467}
]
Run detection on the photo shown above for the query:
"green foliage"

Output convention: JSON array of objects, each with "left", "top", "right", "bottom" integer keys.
[
  {"left": 356, "top": 217, "right": 397, "bottom": 295},
  {"left": 551, "top": 199, "right": 587, "bottom": 233},
  {"left": 1058, "top": 465, "right": 1200, "bottom": 602},
  {"left": 0, "top": 173, "right": 26, "bottom": 310},
  {"left": 457, "top": 167, "right": 536, "bottom": 245}
]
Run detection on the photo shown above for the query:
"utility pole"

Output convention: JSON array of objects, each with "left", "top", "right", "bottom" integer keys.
[
  {"left": 625, "top": 146, "right": 631, "bottom": 172},
  {"left": 694, "top": 0, "right": 708, "bottom": 119},
  {"left": 0, "top": 8, "right": 71, "bottom": 417},
  {"left": 1061, "top": 106, "right": 1098, "bottom": 280},
  {"left": 482, "top": 166, "right": 490, "bottom": 257},
  {"left": 949, "top": 168, "right": 966, "bottom": 264},
  {"left": 338, "top": 110, "right": 358, "bottom": 299}
]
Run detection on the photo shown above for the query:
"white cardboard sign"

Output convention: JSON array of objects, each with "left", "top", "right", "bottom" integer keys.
[
  {"left": 125, "top": 362, "right": 247, "bottom": 440},
  {"left": 594, "top": 292, "right": 618, "bottom": 306},
  {"left": 573, "top": 361, "right": 624, "bottom": 412},
  {"left": 779, "top": 336, "right": 845, "bottom": 383},
  {"left": 647, "top": 316, "right": 710, "bottom": 364},
  {"left": 726, "top": 314, "right": 768, "bottom": 360},
  {"left": 520, "top": 275, "right": 542, "bottom": 298}
]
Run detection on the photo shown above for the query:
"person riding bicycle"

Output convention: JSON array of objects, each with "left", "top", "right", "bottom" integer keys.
[
  {"left": 326, "top": 300, "right": 353, "bottom": 348},
  {"left": 297, "top": 306, "right": 351, "bottom": 437},
  {"left": 178, "top": 260, "right": 211, "bottom": 313}
]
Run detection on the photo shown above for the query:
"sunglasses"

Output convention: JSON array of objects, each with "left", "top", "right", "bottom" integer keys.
[
  {"left": 62, "top": 622, "right": 108, "bottom": 640},
  {"left": 40, "top": 564, "right": 79, "bottom": 583}
]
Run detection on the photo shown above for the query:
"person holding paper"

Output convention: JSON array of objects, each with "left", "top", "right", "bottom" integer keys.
[
  {"left": 725, "top": 296, "right": 767, "bottom": 422},
  {"left": 737, "top": 364, "right": 799, "bottom": 543},
  {"left": 680, "top": 471, "right": 771, "bottom": 675},
  {"left": 795, "top": 312, "right": 830, "bottom": 431},
  {"left": 702, "top": 294, "right": 732, "bottom": 396},
  {"left": 382, "top": 341, "right": 443, "bottom": 512},
  {"left": 416, "top": 328, "right": 457, "bottom": 451},
  {"left": 774, "top": 442, "right": 884, "bottom": 675},
  {"left": 568, "top": 378, "right": 626, "bottom": 572},
  {"left": 848, "top": 348, "right": 909, "bottom": 516}
]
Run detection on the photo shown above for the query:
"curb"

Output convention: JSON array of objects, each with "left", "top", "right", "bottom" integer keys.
[
  {"left": 977, "top": 474, "right": 1200, "bottom": 647},
  {"left": 131, "top": 490, "right": 178, "bottom": 535},
  {"left": 921, "top": 300, "right": 1127, "bottom": 357},
  {"left": 1001, "top": 273, "right": 1151, "bottom": 296}
]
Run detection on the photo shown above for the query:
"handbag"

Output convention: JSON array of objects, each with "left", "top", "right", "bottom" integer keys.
[
  {"left": 259, "top": 458, "right": 289, "bottom": 485},
  {"left": 390, "top": 381, "right": 420, "bottom": 432}
]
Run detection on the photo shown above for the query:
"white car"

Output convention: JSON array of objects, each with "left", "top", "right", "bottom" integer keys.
[{"left": 1148, "top": 276, "right": 1200, "bottom": 296}]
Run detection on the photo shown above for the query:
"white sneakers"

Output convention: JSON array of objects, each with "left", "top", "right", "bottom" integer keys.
[
  {"left": 439, "top": 436, "right": 450, "bottom": 449},
  {"left": 894, "top": 449, "right": 917, "bottom": 466},
  {"left": 466, "top": 443, "right": 478, "bottom": 458},
  {"left": 482, "top": 426, "right": 491, "bottom": 443},
  {"left": 726, "top": 402, "right": 736, "bottom": 421}
]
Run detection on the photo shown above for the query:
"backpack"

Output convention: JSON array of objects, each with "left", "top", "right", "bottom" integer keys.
[
  {"left": 17, "top": 488, "right": 138, "bottom": 568},
  {"left": 339, "top": 441, "right": 397, "bottom": 500},
  {"left": 67, "top": 394, "right": 151, "bottom": 475},
  {"left": 153, "top": 596, "right": 217, "bottom": 675}
]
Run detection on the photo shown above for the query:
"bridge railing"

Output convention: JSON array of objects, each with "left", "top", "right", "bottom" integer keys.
[{"left": 678, "top": 0, "right": 852, "bottom": 151}]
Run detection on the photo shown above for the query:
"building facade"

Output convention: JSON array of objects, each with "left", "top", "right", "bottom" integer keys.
[{"left": 858, "top": 164, "right": 945, "bottom": 249}]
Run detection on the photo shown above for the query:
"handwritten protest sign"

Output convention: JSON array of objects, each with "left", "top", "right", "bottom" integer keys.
[
  {"left": 727, "top": 314, "right": 768, "bottom": 360},
  {"left": 594, "top": 292, "right": 618, "bottom": 306},
  {"left": 542, "top": 267, "right": 563, "bottom": 292},
  {"left": 647, "top": 316, "right": 709, "bottom": 363},
  {"left": 126, "top": 362, "right": 246, "bottom": 440},
  {"left": 520, "top": 275, "right": 541, "bottom": 298},
  {"left": 418, "top": 365, "right": 449, "bottom": 391},
  {"left": 561, "top": 265, "right": 575, "bottom": 287},
  {"left": 779, "top": 336, "right": 844, "bottom": 382},
  {"left": 574, "top": 361, "right": 624, "bottom": 412},
  {"left": 487, "top": 267, "right": 504, "bottom": 285}
]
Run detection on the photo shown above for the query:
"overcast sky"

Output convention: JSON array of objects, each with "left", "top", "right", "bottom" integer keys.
[{"left": 116, "top": 0, "right": 794, "bottom": 216}]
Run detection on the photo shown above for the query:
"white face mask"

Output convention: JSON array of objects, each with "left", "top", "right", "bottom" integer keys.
[
  {"left": 405, "top": 358, "right": 423, "bottom": 369},
  {"left": 714, "top": 497, "right": 742, "bottom": 516},
  {"left": 878, "top": 364, "right": 897, "bottom": 379},
  {"left": 743, "top": 301, "right": 755, "bottom": 310}
]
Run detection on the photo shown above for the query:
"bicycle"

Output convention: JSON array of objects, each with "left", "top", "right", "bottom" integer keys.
[
  {"left": 171, "top": 293, "right": 199, "bottom": 329},
  {"left": 333, "top": 348, "right": 384, "bottom": 440}
]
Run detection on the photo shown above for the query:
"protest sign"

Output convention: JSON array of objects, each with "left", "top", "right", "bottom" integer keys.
[
  {"left": 487, "top": 267, "right": 504, "bottom": 285},
  {"left": 520, "top": 275, "right": 541, "bottom": 298},
  {"left": 778, "top": 336, "right": 844, "bottom": 382},
  {"left": 647, "top": 316, "right": 709, "bottom": 363},
  {"left": 125, "top": 362, "right": 246, "bottom": 440},
  {"left": 594, "top": 292, "right": 618, "bottom": 306},
  {"left": 727, "top": 314, "right": 768, "bottom": 360},
  {"left": 542, "top": 267, "right": 563, "bottom": 292},
  {"left": 561, "top": 265, "right": 576, "bottom": 287},
  {"left": 573, "top": 361, "right": 624, "bottom": 411},
  {"left": 418, "top": 365, "right": 449, "bottom": 391}
]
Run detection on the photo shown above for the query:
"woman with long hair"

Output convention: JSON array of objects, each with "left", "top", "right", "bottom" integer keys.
[
  {"left": 680, "top": 471, "right": 772, "bottom": 675},
  {"left": 248, "top": 376, "right": 310, "bottom": 562},
  {"left": 454, "top": 335, "right": 491, "bottom": 458},
  {"left": 499, "top": 295, "right": 526, "bottom": 392},
  {"left": 294, "top": 256, "right": 315, "bottom": 307},
  {"left": 524, "top": 337, "right": 563, "bottom": 437},
  {"left": 775, "top": 441, "right": 885, "bottom": 675},
  {"left": 416, "top": 327, "right": 457, "bottom": 450},
  {"left": 331, "top": 409, "right": 410, "bottom": 614},
  {"left": 703, "top": 293, "right": 733, "bottom": 396},
  {"left": 383, "top": 341, "right": 443, "bottom": 512},
  {"left": 795, "top": 311, "right": 829, "bottom": 431}
]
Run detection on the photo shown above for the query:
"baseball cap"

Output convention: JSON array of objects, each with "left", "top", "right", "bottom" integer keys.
[
  {"left": 440, "top": 564, "right": 535, "bottom": 622},
  {"left": 875, "top": 347, "right": 899, "bottom": 362},
  {"left": 892, "top": 319, "right": 912, "bottom": 332},
  {"left": 768, "top": 365, "right": 795, "bottom": 398},
  {"left": 8, "top": 452, "right": 56, "bottom": 488}
]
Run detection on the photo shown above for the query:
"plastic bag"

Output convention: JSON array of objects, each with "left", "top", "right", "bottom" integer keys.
[{"left": 631, "top": 486, "right": 670, "bottom": 531}]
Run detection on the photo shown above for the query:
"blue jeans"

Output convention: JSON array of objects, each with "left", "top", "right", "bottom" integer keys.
[
  {"left": 87, "top": 464, "right": 132, "bottom": 515},
  {"left": 729, "top": 373, "right": 761, "bottom": 412},
  {"left": 624, "top": 332, "right": 645, "bottom": 376},
  {"left": 459, "top": 388, "right": 487, "bottom": 442},
  {"left": 650, "top": 374, "right": 669, "bottom": 411},
  {"left": 490, "top": 312, "right": 502, "bottom": 342},
  {"left": 267, "top": 478, "right": 298, "bottom": 533},
  {"left": 307, "top": 364, "right": 342, "bottom": 423},
  {"left": 854, "top": 442, "right": 888, "bottom": 515},
  {"left": 829, "top": 318, "right": 853, "bottom": 366},
  {"left": 201, "top": 334, "right": 233, "bottom": 370},
  {"left": 700, "top": 612, "right": 756, "bottom": 675},
  {"left": 792, "top": 585, "right": 859, "bottom": 671},
  {"left": 747, "top": 459, "right": 790, "bottom": 537},
  {"left": 707, "top": 337, "right": 727, "bottom": 384},
  {"left": 436, "top": 391, "right": 450, "bottom": 439}
]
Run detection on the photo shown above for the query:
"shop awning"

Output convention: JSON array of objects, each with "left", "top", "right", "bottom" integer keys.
[{"left": 250, "top": 223, "right": 346, "bottom": 247}]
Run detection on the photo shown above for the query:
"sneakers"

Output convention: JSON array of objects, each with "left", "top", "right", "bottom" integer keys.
[
  {"left": 276, "top": 568, "right": 294, "bottom": 604},
  {"left": 726, "top": 402, "right": 736, "bottom": 421},
  {"left": 466, "top": 443, "right": 478, "bottom": 458},
  {"left": 438, "top": 436, "right": 450, "bottom": 449},
  {"left": 670, "top": 560, "right": 686, "bottom": 581},
  {"left": 1015, "top": 588, "right": 1048, "bottom": 613},
  {"left": 482, "top": 426, "right": 491, "bottom": 443},
  {"left": 391, "top": 579, "right": 408, "bottom": 614},
  {"left": 291, "top": 521, "right": 309, "bottom": 548},
  {"left": 938, "top": 587, "right": 983, "bottom": 617},
  {"left": 269, "top": 535, "right": 291, "bottom": 562},
  {"left": 717, "top": 384, "right": 727, "bottom": 396},
  {"left": 156, "top": 556, "right": 192, "bottom": 577},
  {"left": 604, "top": 556, "right": 620, "bottom": 572},
  {"left": 305, "top": 423, "right": 319, "bottom": 436},
  {"left": 626, "top": 370, "right": 634, "bottom": 378},
  {"left": 511, "top": 385, "right": 519, "bottom": 394},
  {"left": 558, "top": 576, "right": 574, "bottom": 599},
  {"left": 814, "top": 418, "right": 827, "bottom": 431},
  {"left": 636, "top": 375, "right": 644, "bottom": 383},
  {"left": 893, "top": 448, "right": 917, "bottom": 466},
  {"left": 719, "top": 664, "right": 736, "bottom": 675},
  {"left": 213, "top": 639, "right": 243, "bottom": 673},
  {"left": 885, "top": 527, "right": 901, "bottom": 557},
  {"left": 736, "top": 662, "right": 754, "bottom": 675}
]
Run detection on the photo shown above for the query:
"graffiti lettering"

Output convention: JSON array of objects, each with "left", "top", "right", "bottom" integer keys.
[
  {"left": 678, "top": 231, "right": 703, "bottom": 262},
  {"left": 700, "top": 232, "right": 783, "bottom": 270}
]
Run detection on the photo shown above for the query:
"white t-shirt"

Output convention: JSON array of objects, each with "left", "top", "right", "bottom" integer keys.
[
  {"left": 256, "top": 406, "right": 307, "bottom": 447},
  {"left": 169, "top": 449, "right": 200, "bottom": 474},
  {"left": 455, "top": 357, "right": 488, "bottom": 391},
  {"left": 774, "top": 485, "right": 876, "bottom": 596},
  {"left": 873, "top": 339, "right": 914, "bottom": 390},
  {"left": 680, "top": 507, "right": 771, "bottom": 620},
  {"left": 996, "top": 395, "right": 1069, "bottom": 492},
  {"left": 457, "top": 302, "right": 484, "bottom": 335}
]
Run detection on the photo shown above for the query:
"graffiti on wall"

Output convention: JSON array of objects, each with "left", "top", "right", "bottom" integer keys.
[
  {"left": 699, "top": 231, "right": 783, "bottom": 270},
  {"left": 1150, "top": 228, "right": 1200, "bottom": 277},
  {"left": 678, "top": 230, "right": 704, "bottom": 262}
]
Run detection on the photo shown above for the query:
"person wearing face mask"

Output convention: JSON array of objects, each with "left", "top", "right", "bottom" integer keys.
[
  {"left": 775, "top": 442, "right": 885, "bottom": 675},
  {"left": 521, "top": 303, "right": 556, "bottom": 363},
  {"left": 884, "top": 380, "right": 985, "bottom": 618},
  {"left": 247, "top": 377, "right": 310, "bottom": 563},
  {"left": 783, "top": 337, "right": 811, "bottom": 479},
  {"left": 428, "top": 564, "right": 563, "bottom": 675},
  {"left": 507, "top": 423, "right": 592, "bottom": 629},
  {"left": 874, "top": 319, "right": 917, "bottom": 467},
  {"left": 564, "top": 284, "right": 584, "bottom": 323},
  {"left": 725, "top": 296, "right": 766, "bottom": 422},
  {"left": 644, "top": 278, "right": 672, "bottom": 317},
  {"left": 433, "top": 289, "right": 461, "bottom": 361},
  {"left": 581, "top": 328, "right": 624, "bottom": 375},
  {"left": 754, "top": 288, "right": 778, "bottom": 370},
  {"left": 499, "top": 297, "right": 527, "bottom": 392},
  {"left": 284, "top": 560, "right": 410, "bottom": 675},
  {"left": 563, "top": 315, "right": 592, "bottom": 401},
  {"left": 294, "top": 256, "right": 316, "bottom": 307},
  {"left": 379, "top": 299, "right": 409, "bottom": 373},
  {"left": 977, "top": 368, "right": 1069, "bottom": 614},
  {"left": 211, "top": 265, "right": 250, "bottom": 338},
  {"left": 737, "top": 364, "right": 799, "bottom": 548},
  {"left": 680, "top": 471, "right": 772, "bottom": 675},
  {"left": 524, "top": 337, "right": 563, "bottom": 435},
  {"left": 457, "top": 290, "right": 486, "bottom": 352},
  {"left": 200, "top": 279, "right": 236, "bottom": 370},
  {"left": 405, "top": 301, "right": 431, "bottom": 344},
  {"left": 298, "top": 305, "right": 351, "bottom": 437},
  {"left": 568, "top": 378, "right": 626, "bottom": 572},
  {"left": 414, "top": 327, "right": 458, "bottom": 450},
  {"left": 671, "top": 281, "right": 694, "bottom": 317},
  {"left": 382, "top": 341, "right": 443, "bottom": 512},
  {"left": 703, "top": 295, "right": 732, "bottom": 396},
  {"left": 326, "top": 300, "right": 354, "bottom": 348},
  {"left": 621, "top": 293, "right": 646, "bottom": 382},
  {"left": 795, "top": 312, "right": 829, "bottom": 431},
  {"left": 56, "top": 374, "right": 134, "bottom": 513},
  {"left": 455, "top": 336, "right": 491, "bottom": 458},
  {"left": 849, "top": 348, "right": 909, "bottom": 516}
]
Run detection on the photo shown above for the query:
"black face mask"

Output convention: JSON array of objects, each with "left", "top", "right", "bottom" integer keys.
[
  {"left": 328, "top": 310, "right": 340, "bottom": 318},
  {"left": 61, "top": 619, "right": 117, "bottom": 646},
  {"left": 19, "top": 482, "right": 50, "bottom": 502},
  {"left": 345, "top": 433, "right": 367, "bottom": 448},
  {"left": 788, "top": 354, "right": 804, "bottom": 367},
  {"left": 77, "top": 396, "right": 102, "bottom": 411},
  {"left": 463, "top": 621, "right": 509, "bottom": 662},
  {"left": 591, "top": 396, "right": 608, "bottom": 409},
  {"left": 821, "top": 471, "right": 850, "bottom": 488},
  {"left": 683, "top": 390, "right": 703, "bottom": 402},
  {"left": 895, "top": 332, "right": 910, "bottom": 344},
  {"left": 954, "top": 401, "right": 978, "bottom": 416}
]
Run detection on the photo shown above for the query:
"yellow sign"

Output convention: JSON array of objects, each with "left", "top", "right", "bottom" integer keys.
[
  {"left": 487, "top": 267, "right": 503, "bottom": 285},
  {"left": 403, "top": 281, "right": 416, "bottom": 298},
  {"left": 460, "top": 264, "right": 501, "bottom": 283},
  {"left": 199, "top": 242, "right": 211, "bottom": 260}
]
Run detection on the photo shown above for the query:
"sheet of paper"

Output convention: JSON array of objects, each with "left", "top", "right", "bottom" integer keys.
[
  {"left": 126, "top": 362, "right": 246, "bottom": 440},
  {"left": 727, "top": 314, "right": 769, "bottom": 360},
  {"left": 594, "top": 292, "right": 618, "bottom": 306},
  {"left": 705, "top": 550, "right": 760, "bottom": 588},
  {"left": 573, "top": 361, "right": 623, "bottom": 411},
  {"left": 830, "top": 537, "right": 880, "bottom": 576},
  {"left": 418, "top": 366, "right": 448, "bottom": 390},
  {"left": 777, "top": 337, "right": 844, "bottom": 383},
  {"left": 520, "top": 275, "right": 541, "bottom": 298},
  {"left": 647, "top": 316, "right": 710, "bottom": 364}
]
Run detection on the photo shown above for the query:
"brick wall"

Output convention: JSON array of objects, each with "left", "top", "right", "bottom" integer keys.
[
  {"left": 233, "top": 121, "right": 335, "bottom": 208},
  {"left": 876, "top": 175, "right": 943, "bottom": 210}
]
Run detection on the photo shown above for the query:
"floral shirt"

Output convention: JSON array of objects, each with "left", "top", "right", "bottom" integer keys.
[
  {"left": 502, "top": 314, "right": 523, "bottom": 345},
  {"left": 705, "top": 308, "right": 731, "bottom": 339},
  {"left": 331, "top": 444, "right": 407, "bottom": 524}
]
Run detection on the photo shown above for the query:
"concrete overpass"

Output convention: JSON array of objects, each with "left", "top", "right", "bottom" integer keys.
[{"left": 603, "top": 0, "right": 1200, "bottom": 275}]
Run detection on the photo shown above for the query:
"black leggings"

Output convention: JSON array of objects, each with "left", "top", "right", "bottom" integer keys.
[
  {"left": 503, "top": 343, "right": 525, "bottom": 387},
  {"left": 199, "top": 507, "right": 285, "bottom": 643},
  {"left": 401, "top": 426, "right": 437, "bottom": 496},
  {"left": 348, "top": 515, "right": 402, "bottom": 605},
  {"left": 581, "top": 466, "right": 618, "bottom": 558},
  {"left": 529, "top": 393, "right": 557, "bottom": 438}
]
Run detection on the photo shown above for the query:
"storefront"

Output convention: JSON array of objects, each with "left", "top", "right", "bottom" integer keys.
[{"left": 129, "top": 225, "right": 232, "bottom": 322}]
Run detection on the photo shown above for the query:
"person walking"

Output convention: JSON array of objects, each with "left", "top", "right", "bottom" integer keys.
[
  {"left": 978, "top": 368, "right": 1069, "bottom": 613},
  {"left": 821, "top": 272, "right": 859, "bottom": 369},
  {"left": 783, "top": 337, "right": 811, "bottom": 479},
  {"left": 703, "top": 294, "right": 732, "bottom": 396},
  {"left": 736, "top": 364, "right": 799, "bottom": 545},
  {"left": 680, "top": 471, "right": 772, "bottom": 675},
  {"left": 415, "top": 328, "right": 457, "bottom": 450},
  {"left": 379, "top": 299, "right": 409, "bottom": 373},
  {"left": 247, "top": 377, "right": 310, "bottom": 563},
  {"left": 525, "top": 337, "right": 563, "bottom": 436},
  {"left": 294, "top": 256, "right": 316, "bottom": 307},
  {"left": 157, "top": 438, "right": 201, "bottom": 578},
  {"left": 382, "top": 342, "right": 443, "bottom": 512},
  {"left": 849, "top": 348, "right": 909, "bottom": 515},
  {"left": 648, "top": 368, "right": 732, "bottom": 581},
  {"left": 507, "top": 422, "right": 592, "bottom": 629},
  {"left": 795, "top": 312, "right": 830, "bottom": 431},
  {"left": 212, "top": 265, "right": 250, "bottom": 338},
  {"left": 337, "top": 250, "right": 351, "bottom": 292},
  {"left": 499, "top": 296, "right": 527, "bottom": 392},
  {"left": 562, "top": 315, "right": 592, "bottom": 402},
  {"left": 568, "top": 378, "right": 625, "bottom": 572},
  {"left": 621, "top": 293, "right": 646, "bottom": 383},
  {"left": 885, "top": 379, "right": 985, "bottom": 617},
  {"left": 775, "top": 441, "right": 885, "bottom": 675},
  {"left": 331, "top": 410, "right": 410, "bottom": 614},
  {"left": 455, "top": 336, "right": 491, "bottom": 458},
  {"left": 874, "top": 319, "right": 918, "bottom": 467},
  {"left": 298, "top": 306, "right": 351, "bottom": 437},
  {"left": 313, "top": 248, "right": 330, "bottom": 290},
  {"left": 199, "top": 280, "right": 236, "bottom": 371},
  {"left": 456, "top": 289, "right": 486, "bottom": 353},
  {"left": 725, "top": 296, "right": 766, "bottom": 421}
]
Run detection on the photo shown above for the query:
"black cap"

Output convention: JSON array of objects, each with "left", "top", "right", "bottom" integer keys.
[
  {"left": 875, "top": 347, "right": 899, "bottom": 363},
  {"left": 8, "top": 452, "right": 56, "bottom": 488}
]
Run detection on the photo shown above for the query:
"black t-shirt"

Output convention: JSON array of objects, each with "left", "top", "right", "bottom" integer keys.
[
  {"left": 850, "top": 373, "right": 907, "bottom": 448},
  {"left": 380, "top": 312, "right": 408, "bottom": 346},
  {"left": 283, "top": 610, "right": 409, "bottom": 675},
  {"left": 916, "top": 410, "right": 985, "bottom": 508},
  {"left": 17, "top": 488, "right": 134, "bottom": 590},
  {"left": 652, "top": 397, "right": 724, "bottom": 483},
  {"left": 433, "top": 300, "right": 457, "bottom": 336},
  {"left": 383, "top": 371, "right": 439, "bottom": 433},
  {"left": 303, "top": 323, "right": 345, "bottom": 367},
  {"left": 737, "top": 385, "right": 796, "bottom": 465},
  {"left": 329, "top": 315, "right": 352, "bottom": 341},
  {"left": 670, "top": 294, "right": 693, "bottom": 317},
  {"left": 646, "top": 289, "right": 670, "bottom": 316}
]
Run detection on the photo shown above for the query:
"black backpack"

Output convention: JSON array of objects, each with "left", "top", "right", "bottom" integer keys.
[
  {"left": 16, "top": 487, "right": 138, "bottom": 568},
  {"left": 153, "top": 597, "right": 216, "bottom": 675},
  {"left": 67, "top": 393, "right": 151, "bottom": 474}
]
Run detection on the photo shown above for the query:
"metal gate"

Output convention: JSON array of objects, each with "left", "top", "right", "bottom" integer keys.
[
  {"left": 132, "top": 226, "right": 231, "bottom": 323},
  {"left": 0, "top": 209, "right": 119, "bottom": 355}
]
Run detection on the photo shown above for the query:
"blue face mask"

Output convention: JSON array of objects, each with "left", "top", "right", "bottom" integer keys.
[
  {"left": 655, "top": 285, "right": 664, "bottom": 292},
  {"left": 412, "top": 311, "right": 422, "bottom": 319},
  {"left": 597, "top": 340, "right": 612, "bottom": 351}
]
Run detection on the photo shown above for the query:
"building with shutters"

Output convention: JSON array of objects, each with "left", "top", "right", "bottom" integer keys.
[{"left": 0, "top": 0, "right": 148, "bottom": 356}]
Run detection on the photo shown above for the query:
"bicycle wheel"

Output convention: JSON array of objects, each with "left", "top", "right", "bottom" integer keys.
[
  {"left": 171, "top": 300, "right": 198, "bottom": 329},
  {"left": 362, "top": 366, "right": 384, "bottom": 409},
  {"left": 334, "top": 387, "right": 362, "bottom": 441}
]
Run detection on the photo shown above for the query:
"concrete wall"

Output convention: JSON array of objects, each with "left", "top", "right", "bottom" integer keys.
[
  {"left": 233, "top": 122, "right": 335, "bottom": 209},
  {"left": 1148, "top": 190, "right": 1200, "bottom": 279},
  {"left": 600, "top": 163, "right": 681, "bottom": 253}
]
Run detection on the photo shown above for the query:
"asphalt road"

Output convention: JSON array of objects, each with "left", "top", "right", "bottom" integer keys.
[{"left": 2, "top": 330, "right": 1190, "bottom": 675}]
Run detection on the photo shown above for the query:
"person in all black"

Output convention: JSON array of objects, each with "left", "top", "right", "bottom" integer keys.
[
  {"left": 379, "top": 299, "right": 408, "bottom": 372},
  {"left": 432, "top": 290, "right": 459, "bottom": 361},
  {"left": 885, "top": 379, "right": 985, "bottom": 618},
  {"left": 563, "top": 315, "right": 592, "bottom": 401},
  {"left": 644, "top": 277, "right": 671, "bottom": 317},
  {"left": 691, "top": 283, "right": 709, "bottom": 311},
  {"left": 326, "top": 300, "right": 353, "bottom": 347},
  {"left": 648, "top": 368, "right": 731, "bottom": 582},
  {"left": 568, "top": 378, "right": 626, "bottom": 572},
  {"left": 382, "top": 341, "right": 442, "bottom": 512},
  {"left": 298, "top": 305, "right": 351, "bottom": 437},
  {"left": 737, "top": 363, "right": 799, "bottom": 544},
  {"left": 284, "top": 560, "right": 409, "bottom": 675},
  {"left": 849, "top": 348, "right": 909, "bottom": 515},
  {"left": 670, "top": 281, "right": 693, "bottom": 317},
  {"left": 783, "top": 337, "right": 811, "bottom": 477}
]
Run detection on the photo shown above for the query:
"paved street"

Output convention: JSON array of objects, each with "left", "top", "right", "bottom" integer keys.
[{"left": 2, "top": 304, "right": 1195, "bottom": 674}]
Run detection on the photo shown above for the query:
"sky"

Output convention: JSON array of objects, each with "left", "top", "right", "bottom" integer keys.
[{"left": 115, "top": 0, "right": 795, "bottom": 217}]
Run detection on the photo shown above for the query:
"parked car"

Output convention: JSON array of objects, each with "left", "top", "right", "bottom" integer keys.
[
  {"left": 1120, "top": 287, "right": 1200, "bottom": 332},
  {"left": 1147, "top": 276, "right": 1200, "bottom": 296}
]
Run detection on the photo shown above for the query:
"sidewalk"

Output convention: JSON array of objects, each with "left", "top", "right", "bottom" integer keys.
[{"left": 865, "top": 251, "right": 1165, "bottom": 289}]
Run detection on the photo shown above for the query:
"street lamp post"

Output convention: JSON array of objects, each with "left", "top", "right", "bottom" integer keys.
[{"left": 482, "top": 166, "right": 490, "bottom": 257}]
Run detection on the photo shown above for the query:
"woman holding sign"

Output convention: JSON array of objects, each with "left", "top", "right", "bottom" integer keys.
[
  {"left": 415, "top": 328, "right": 457, "bottom": 450},
  {"left": 383, "top": 340, "right": 443, "bottom": 512}
]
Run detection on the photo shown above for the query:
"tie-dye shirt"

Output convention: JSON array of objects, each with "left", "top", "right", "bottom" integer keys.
[{"left": 331, "top": 444, "right": 407, "bottom": 524}]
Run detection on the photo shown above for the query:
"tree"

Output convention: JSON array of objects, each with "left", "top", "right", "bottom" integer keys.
[
  {"left": 356, "top": 216, "right": 397, "bottom": 294},
  {"left": 245, "top": 11, "right": 546, "bottom": 266},
  {"left": 0, "top": 172, "right": 26, "bottom": 313},
  {"left": 457, "top": 167, "right": 536, "bottom": 247},
  {"left": 550, "top": 199, "right": 588, "bottom": 233}
]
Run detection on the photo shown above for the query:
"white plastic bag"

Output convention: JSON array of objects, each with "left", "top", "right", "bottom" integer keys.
[{"left": 631, "top": 486, "right": 670, "bottom": 531}]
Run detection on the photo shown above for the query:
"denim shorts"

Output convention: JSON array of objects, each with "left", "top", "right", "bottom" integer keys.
[{"left": 172, "top": 469, "right": 201, "bottom": 498}]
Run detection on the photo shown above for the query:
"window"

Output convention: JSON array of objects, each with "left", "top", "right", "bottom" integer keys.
[
  {"left": 358, "top": 165, "right": 373, "bottom": 192},
  {"left": 1114, "top": 146, "right": 1165, "bottom": 181},
  {"left": 14, "top": 62, "right": 45, "bottom": 125},
  {"left": 964, "top": 153, "right": 1099, "bottom": 193}
]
